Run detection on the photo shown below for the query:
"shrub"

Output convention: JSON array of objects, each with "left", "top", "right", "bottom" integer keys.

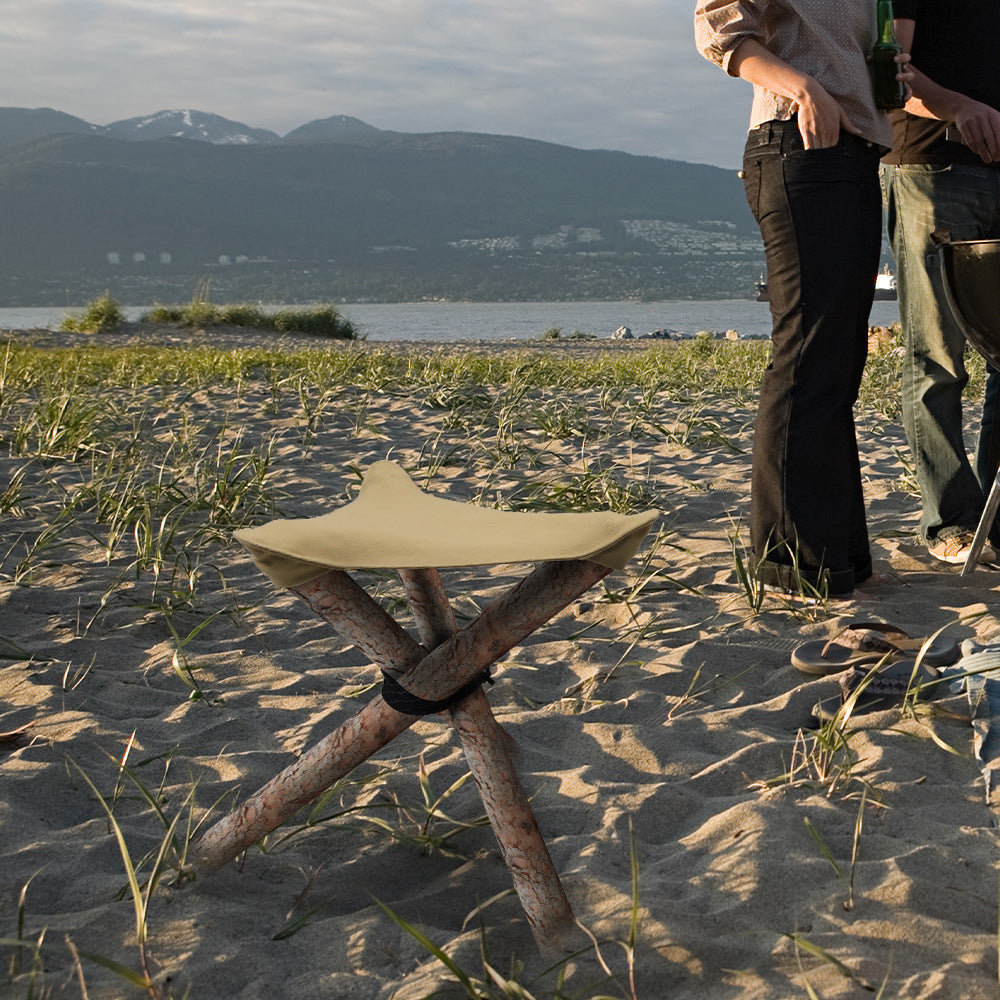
[
  {"left": 142, "top": 305, "right": 184, "bottom": 323},
  {"left": 139, "top": 300, "right": 356, "bottom": 339},
  {"left": 271, "top": 305, "right": 356, "bottom": 339},
  {"left": 59, "top": 293, "right": 126, "bottom": 333}
]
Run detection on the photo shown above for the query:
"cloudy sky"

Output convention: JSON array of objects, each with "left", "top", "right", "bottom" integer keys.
[{"left": 1, "top": 0, "right": 751, "bottom": 168}]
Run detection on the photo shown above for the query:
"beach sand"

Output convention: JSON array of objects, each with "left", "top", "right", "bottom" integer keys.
[{"left": 2, "top": 326, "right": 999, "bottom": 999}]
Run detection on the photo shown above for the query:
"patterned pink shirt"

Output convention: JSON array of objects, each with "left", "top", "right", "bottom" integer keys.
[{"left": 694, "top": 0, "right": 893, "bottom": 148}]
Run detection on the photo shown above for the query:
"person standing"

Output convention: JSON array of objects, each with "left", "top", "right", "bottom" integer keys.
[
  {"left": 694, "top": 1, "right": 909, "bottom": 596},
  {"left": 880, "top": 1, "right": 1000, "bottom": 565}
]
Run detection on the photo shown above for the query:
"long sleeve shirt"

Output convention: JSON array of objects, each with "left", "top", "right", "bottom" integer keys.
[{"left": 694, "top": 0, "right": 893, "bottom": 149}]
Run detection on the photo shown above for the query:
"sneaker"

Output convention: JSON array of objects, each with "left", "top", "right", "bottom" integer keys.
[{"left": 927, "top": 532, "right": 997, "bottom": 565}]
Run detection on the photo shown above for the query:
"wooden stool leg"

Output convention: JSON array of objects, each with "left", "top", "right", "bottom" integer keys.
[
  {"left": 396, "top": 567, "right": 457, "bottom": 646},
  {"left": 399, "top": 569, "right": 577, "bottom": 955},
  {"left": 191, "top": 695, "right": 411, "bottom": 876},
  {"left": 190, "top": 560, "right": 609, "bottom": 892}
]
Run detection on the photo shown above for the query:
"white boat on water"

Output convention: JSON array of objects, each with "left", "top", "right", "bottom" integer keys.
[
  {"left": 874, "top": 265, "right": 897, "bottom": 301},
  {"left": 755, "top": 264, "right": 898, "bottom": 302}
]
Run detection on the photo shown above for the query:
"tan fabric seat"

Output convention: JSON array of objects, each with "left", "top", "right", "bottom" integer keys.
[{"left": 235, "top": 460, "right": 660, "bottom": 587}]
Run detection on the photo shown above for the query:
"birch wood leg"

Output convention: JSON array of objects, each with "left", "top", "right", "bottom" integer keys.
[
  {"left": 397, "top": 568, "right": 577, "bottom": 954},
  {"left": 190, "top": 559, "right": 609, "bottom": 892}
]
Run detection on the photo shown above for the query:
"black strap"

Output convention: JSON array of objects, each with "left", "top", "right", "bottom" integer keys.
[{"left": 380, "top": 668, "right": 493, "bottom": 716}]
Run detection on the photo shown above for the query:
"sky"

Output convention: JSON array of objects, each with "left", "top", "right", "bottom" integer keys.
[{"left": 0, "top": 0, "right": 751, "bottom": 169}]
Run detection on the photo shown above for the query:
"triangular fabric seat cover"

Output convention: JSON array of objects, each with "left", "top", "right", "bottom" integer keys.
[{"left": 235, "top": 461, "right": 659, "bottom": 587}]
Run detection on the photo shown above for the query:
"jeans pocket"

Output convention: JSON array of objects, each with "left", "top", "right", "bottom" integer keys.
[
  {"left": 897, "top": 162, "right": 954, "bottom": 179},
  {"left": 741, "top": 156, "right": 762, "bottom": 220}
]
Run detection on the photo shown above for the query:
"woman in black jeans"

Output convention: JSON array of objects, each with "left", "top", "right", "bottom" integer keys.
[{"left": 694, "top": 0, "right": 910, "bottom": 597}]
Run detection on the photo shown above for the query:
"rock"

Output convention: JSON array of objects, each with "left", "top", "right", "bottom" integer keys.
[{"left": 612, "top": 325, "right": 632, "bottom": 340}]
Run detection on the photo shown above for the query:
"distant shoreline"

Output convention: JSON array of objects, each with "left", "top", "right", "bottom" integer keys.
[
  {"left": 0, "top": 321, "right": 733, "bottom": 354},
  {"left": 0, "top": 299, "right": 902, "bottom": 344}
]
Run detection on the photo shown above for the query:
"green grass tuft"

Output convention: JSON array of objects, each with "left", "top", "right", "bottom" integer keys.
[{"left": 59, "top": 293, "right": 126, "bottom": 333}]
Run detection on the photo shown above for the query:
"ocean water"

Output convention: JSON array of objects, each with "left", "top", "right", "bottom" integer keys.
[{"left": 0, "top": 299, "right": 901, "bottom": 342}]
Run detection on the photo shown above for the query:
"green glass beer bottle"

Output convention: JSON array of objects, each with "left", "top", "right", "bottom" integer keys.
[{"left": 872, "top": 0, "right": 906, "bottom": 109}]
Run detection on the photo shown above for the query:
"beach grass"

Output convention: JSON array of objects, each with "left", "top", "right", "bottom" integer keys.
[{"left": 0, "top": 335, "right": 786, "bottom": 635}]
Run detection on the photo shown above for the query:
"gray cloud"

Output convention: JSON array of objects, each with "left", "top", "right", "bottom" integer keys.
[{"left": 1, "top": 0, "right": 751, "bottom": 167}]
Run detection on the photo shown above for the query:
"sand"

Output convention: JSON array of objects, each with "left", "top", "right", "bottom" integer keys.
[{"left": 2, "top": 327, "right": 999, "bottom": 999}]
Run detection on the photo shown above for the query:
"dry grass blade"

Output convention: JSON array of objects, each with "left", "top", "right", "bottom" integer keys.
[
  {"left": 69, "top": 758, "right": 185, "bottom": 997},
  {"left": 784, "top": 932, "right": 876, "bottom": 992}
]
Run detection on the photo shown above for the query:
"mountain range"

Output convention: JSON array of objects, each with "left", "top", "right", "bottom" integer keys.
[
  {"left": 0, "top": 107, "right": 388, "bottom": 148},
  {"left": 0, "top": 107, "right": 766, "bottom": 306}
]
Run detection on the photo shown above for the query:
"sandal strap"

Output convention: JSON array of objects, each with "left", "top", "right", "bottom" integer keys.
[
  {"left": 839, "top": 661, "right": 938, "bottom": 703},
  {"left": 822, "top": 622, "right": 909, "bottom": 657},
  {"left": 840, "top": 666, "right": 912, "bottom": 700}
]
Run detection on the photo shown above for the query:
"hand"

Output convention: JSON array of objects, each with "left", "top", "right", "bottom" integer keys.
[
  {"left": 795, "top": 79, "right": 857, "bottom": 148},
  {"left": 954, "top": 101, "right": 1000, "bottom": 164},
  {"left": 895, "top": 51, "right": 914, "bottom": 102}
]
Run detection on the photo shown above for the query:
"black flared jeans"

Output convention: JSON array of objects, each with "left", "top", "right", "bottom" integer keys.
[{"left": 742, "top": 119, "right": 883, "bottom": 595}]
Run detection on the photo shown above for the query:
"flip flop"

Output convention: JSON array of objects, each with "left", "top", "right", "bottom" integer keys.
[
  {"left": 812, "top": 658, "right": 941, "bottom": 722},
  {"left": 792, "top": 621, "right": 959, "bottom": 676}
]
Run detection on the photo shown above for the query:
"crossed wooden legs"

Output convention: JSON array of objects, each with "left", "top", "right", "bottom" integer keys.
[{"left": 190, "top": 558, "right": 610, "bottom": 954}]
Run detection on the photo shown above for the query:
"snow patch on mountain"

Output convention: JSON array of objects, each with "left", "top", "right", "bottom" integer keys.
[{"left": 104, "top": 109, "right": 280, "bottom": 145}]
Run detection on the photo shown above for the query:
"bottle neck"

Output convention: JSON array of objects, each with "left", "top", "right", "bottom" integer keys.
[{"left": 877, "top": 0, "right": 897, "bottom": 44}]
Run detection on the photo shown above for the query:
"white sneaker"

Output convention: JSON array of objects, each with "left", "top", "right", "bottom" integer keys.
[{"left": 927, "top": 532, "right": 997, "bottom": 565}]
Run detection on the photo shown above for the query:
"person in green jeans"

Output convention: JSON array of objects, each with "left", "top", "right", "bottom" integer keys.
[{"left": 880, "top": 0, "right": 1000, "bottom": 565}]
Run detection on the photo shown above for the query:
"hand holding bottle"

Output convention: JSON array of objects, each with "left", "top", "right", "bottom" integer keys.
[{"left": 872, "top": 0, "right": 909, "bottom": 109}]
